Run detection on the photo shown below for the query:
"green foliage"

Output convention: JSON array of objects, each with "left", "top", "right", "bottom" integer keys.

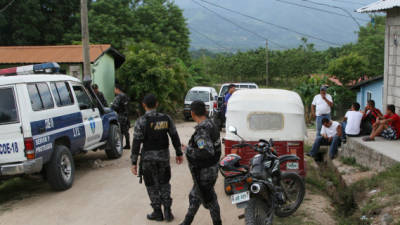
[
  {"left": 327, "top": 52, "right": 368, "bottom": 86},
  {"left": 0, "top": 0, "right": 80, "bottom": 45},
  {"left": 117, "top": 42, "right": 191, "bottom": 114}
]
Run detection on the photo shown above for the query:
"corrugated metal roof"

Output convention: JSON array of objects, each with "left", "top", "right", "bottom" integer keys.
[
  {"left": 357, "top": 0, "right": 400, "bottom": 13},
  {"left": 0, "top": 45, "right": 111, "bottom": 64}
]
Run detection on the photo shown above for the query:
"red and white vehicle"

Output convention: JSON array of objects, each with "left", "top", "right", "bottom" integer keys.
[{"left": 224, "top": 89, "right": 307, "bottom": 177}]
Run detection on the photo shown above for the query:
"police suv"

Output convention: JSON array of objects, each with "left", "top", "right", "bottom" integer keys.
[{"left": 0, "top": 63, "right": 123, "bottom": 191}]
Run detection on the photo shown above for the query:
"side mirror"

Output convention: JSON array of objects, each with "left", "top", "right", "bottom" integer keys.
[
  {"left": 269, "top": 138, "right": 274, "bottom": 146},
  {"left": 228, "top": 126, "right": 237, "bottom": 135}
]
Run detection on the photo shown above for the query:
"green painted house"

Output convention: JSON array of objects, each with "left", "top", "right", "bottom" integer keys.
[{"left": 0, "top": 44, "right": 125, "bottom": 103}]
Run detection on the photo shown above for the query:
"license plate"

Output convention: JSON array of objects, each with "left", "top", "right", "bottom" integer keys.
[
  {"left": 286, "top": 162, "right": 299, "bottom": 170},
  {"left": 231, "top": 191, "right": 250, "bottom": 204}
]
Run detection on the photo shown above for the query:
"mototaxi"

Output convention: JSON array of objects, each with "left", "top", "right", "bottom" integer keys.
[{"left": 224, "top": 89, "right": 307, "bottom": 177}]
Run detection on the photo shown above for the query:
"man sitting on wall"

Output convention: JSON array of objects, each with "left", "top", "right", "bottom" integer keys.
[
  {"left": 308, "top": 118, "right": 342, "bottom": 160},
  {"left": 360, "top": 100, "right": 382, "bottom": 135},
  {"left": 342, "top": 102, "right": 363, "bottom": 142},
  {"left": 363, "top": 104, "right": 400, "bottom": 141}
]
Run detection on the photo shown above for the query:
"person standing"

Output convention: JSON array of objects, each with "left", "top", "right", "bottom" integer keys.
[
  {"left": 223, "top": 84, "right": 236, "bottom": 115},
  {"left": 131, "top": 94, "right": 183, "bottom": 222},
  {"left": 92, "top": 84, "right": 108, "bottom": 107},
  {"left": 111, "top": 83, "right": 130, "bottom": 149},
  {"left": 180, "top": 101, "right": 222, "bottom": 225},
  {"left": 311, "top": 86, "right": 333, "bottom": 137},
  {"left": 308, "top": 118, "right": 342, "bottom": 160}
]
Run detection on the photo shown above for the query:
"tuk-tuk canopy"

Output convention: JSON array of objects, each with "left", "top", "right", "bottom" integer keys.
[{"left": 225, "top": 89, "right": 307, "bottom": 141}]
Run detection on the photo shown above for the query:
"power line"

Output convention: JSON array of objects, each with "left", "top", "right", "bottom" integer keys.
[
  {"left": 197, "top": 0, "right": 342, "bottom": 46},
  {"left": 329, "top": 0, "right": 365, "bottom": 6},
  {"left": 276, "top": 0, "right": 369, "bottom": 22},
  {"left": 299, "top": 0, "right": 361, "bottom": 27},
  {"left": 188, "top": 25, "right": 232, "bottom": 51},
  {"left": 191, "top": 0, "right": 288, "bottom": 49},
  {"left": 0, "top": 0, "right": 16, "bottom": 13}
]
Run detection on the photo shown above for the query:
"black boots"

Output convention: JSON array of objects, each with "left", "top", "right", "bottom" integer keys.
[
  {"left": 179, "top": 215, "right": 194, "bottom": 225},
  {"left": 164, "top": 207, "right": 174, "bottom": 222},
  {"left": 147, "top": 208, "right": 164, "bottom": 221}
]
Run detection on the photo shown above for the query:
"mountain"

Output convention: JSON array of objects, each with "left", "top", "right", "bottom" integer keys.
[{"left": 174, "top": 0, "right": 376, "bottom": 51}]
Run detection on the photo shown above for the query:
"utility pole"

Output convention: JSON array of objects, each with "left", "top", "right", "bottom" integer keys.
[
  {"left": 81, "top": 0, "right": 91, "bottom": 80},
  {"left": 265, "top": 39, "right": 269, "bottom": 87}
]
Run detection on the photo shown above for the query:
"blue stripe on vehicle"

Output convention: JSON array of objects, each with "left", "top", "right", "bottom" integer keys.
[{"left": 30, "top": 112, "right": 86, "bottom": 163}]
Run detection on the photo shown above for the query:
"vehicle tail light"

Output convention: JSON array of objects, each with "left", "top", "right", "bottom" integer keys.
[
  {"left": 225, "top": 184, "right": 232, "bottom": 193},
  {"left": 213, "top": 102, "right": 217, "bottom": 109},
  {"left": 24, "top": 138, "right": 35, "bottom": 160},
  {"left": 246, "top": 177, "right": 253, "bottom": 184}
]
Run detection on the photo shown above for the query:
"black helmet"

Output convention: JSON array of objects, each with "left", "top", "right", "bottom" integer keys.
[{"left": 219, "top": 154, "right": 247, "bottom": 177}]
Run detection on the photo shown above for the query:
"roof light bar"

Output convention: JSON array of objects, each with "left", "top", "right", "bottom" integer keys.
[{"left": 0, "top": 62, "right": 60, "bottom": 76}]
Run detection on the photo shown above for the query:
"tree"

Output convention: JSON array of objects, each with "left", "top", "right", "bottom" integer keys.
[
  {"left": 327, "top": 52, "right": 368, "bottom": 86},
  {"left": 117, "top": 42, "right": 191, "bottom": 114},
  {"left": 0, "top": 0, "right": 80, "bottom": 45}
]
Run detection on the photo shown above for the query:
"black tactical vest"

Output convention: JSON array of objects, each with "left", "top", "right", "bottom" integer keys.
[{"left": 143, "top": 113, "right": 170, "bottom": 151}]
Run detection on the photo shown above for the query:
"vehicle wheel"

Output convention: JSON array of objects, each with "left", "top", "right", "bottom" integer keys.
[
  {"left": 245, "top": 197, "right": 274, "bottom": 225},
  {"left": 105, "top": 124, "right": 123, "bottom": 159},
  {"left": 275, "top": 172, "right": 305, "bottom": 218},
  {"left": 45, "top": 145, "right": 75, "bottom": 191},
  {"left": 224, "top": 179, "right": 233, "bottom": 195}
]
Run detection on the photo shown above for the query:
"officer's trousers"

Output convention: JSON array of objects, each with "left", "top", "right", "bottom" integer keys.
[
  {"left": 183, "top": 165, "right": 221, "bottom": 225},
  {"left": 142, "top": 161, "right": 172, "bottom": 209}
]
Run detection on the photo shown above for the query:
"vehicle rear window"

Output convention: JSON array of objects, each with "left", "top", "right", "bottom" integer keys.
[
  {"left": 0, "top": 88, "right": 18, "bottom": 124},
  {"left": 248, "top": 113, "right": 283, "bottom": 130},
  {"left": 185, "top": 91, "right": 210, "bottom": 102},
  {"left": 27, "top": 83, "right": 54, "bottom": 111},
  {"left": 51, "top": 82, "right": 74, "bottom": 106}
]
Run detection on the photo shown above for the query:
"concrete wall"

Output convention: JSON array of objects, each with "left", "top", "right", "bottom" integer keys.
[
  {"left": 92, "top": 53, "right": 115, "bottom": 104},
  {"left": 356, "top": 79, "right": 384, "bottom": 111},
  {"left": 385, "top": 8, "right": 400, "bottom": 114}
]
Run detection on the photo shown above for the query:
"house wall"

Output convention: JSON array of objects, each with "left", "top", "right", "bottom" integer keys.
[
  {"left": 92, "top": 53, "right": 115, "bottom": 103},
  {"left": 356, "top": 79, "right": 384, "bottom": 111},
  {"left": 385, "top": 8, "right": 400, "bottom": 114}
]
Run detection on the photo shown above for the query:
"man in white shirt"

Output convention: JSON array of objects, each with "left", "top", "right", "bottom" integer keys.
[
  {"left": 308, "top": 118, "right": 342, "bottom": 160},
  {"left": 342, "top": 102, "right": 363, "bottom": 142},
  {"left": 311, "top": 86, "right": 333, "bottom": 137}
]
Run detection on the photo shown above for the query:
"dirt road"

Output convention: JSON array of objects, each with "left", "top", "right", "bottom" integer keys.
[{"left": 0, "top": 122, "right": 334, "bottom": 225}]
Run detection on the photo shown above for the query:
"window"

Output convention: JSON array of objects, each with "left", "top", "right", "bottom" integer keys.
[
  {"left": 73, "top": 85, "right": 93, "bottom": 110},
  {"left": 28, "top": 83, "right": 54, "bottom": 111},
  {"left": 248, "top": 113, "right": 283, "bottom": 130},
  {"left": 37, "top": 83, "right": 54, "bottom": 109},
  {"left": 0, "top": 88, "right": 19, "bottom": 124},
  {"left": 50, "top": 82, "right": 74, "bottom": 106},
  {"left": 185, "top": 91, "right": 210, "bottom": 102},
  {"left": 367, "top": 91, "right": 372, "bottom": 102}
]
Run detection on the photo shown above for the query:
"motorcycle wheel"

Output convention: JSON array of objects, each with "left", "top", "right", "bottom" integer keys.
[
  {"left": 275, "top": 172, "right": 305, "bottom": 218},
  {"left": 245, "top": 197, "right": 274, "bottom": 225}
]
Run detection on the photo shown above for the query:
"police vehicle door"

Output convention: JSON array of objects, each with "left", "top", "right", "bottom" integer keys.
[
  {"left": 0, "top": 86, "right": 25, "bottom": 163},
  {"left": 72, "top": 84, "right": 103, "bottom": 148}
]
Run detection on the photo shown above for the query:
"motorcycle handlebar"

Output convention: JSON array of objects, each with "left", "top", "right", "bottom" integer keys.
[{"left": 232, "top": 143, "right": 254, "bottom": 149}]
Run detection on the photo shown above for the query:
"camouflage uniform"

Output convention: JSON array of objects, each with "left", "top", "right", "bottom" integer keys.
[
  {"left": 131, "top": 110, "right": 182, "bottom": 211},
  {"left": 182, "top": 118, "right": 222, "bottom": 225},
  {"left": 111, "top": 92, "right": 130, "bottom": 147}
]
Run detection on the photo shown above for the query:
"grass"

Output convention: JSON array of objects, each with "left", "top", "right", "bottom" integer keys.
[
  {"left": 0, "top": 176, "right": 47, "bottom": 209},
  {"left": 340, "top": 156, "right": 369, "bottom": 172}
]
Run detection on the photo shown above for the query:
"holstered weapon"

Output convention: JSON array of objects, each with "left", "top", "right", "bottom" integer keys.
[{"left": 138, "top": 150, "right": 144, "bottom": 184}]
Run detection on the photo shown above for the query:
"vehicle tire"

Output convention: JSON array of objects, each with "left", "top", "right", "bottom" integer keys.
[
  {"left": 275, "top": 172, "right": 305, "bottom": 218},
  {"left": 245, "top": 197, "right": 274, "bottom": 225},
  {"left": 105, "top": 124, "right": 123, "bottom": 159},
  {"left": 45, "top": 145, "right": 75, "bottom": 191}
]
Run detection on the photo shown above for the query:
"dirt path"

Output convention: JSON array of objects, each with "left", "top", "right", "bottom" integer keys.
[{"left": 0, "top": 123, "right": 335, "bottom": 225}]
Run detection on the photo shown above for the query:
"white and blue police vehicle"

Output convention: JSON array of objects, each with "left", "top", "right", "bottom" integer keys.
[{"left": 0, "top": 63, "right": 123, "bottom": 191}]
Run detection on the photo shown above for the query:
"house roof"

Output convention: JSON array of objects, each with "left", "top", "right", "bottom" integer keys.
[
  {"left": 0, "top": 44, "right": 125, "bottom": 68},
  {"left": 351, "top": 75, "right": 383, "bottom": 89},
  {"left": 357, "top": 0, "right": 400, "bottom": 13}
]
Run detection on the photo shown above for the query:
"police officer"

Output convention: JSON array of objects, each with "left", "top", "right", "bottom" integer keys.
[
  {"left": 131, "top": 94, "right": 184, "bottom": 222},
  {"left": 111, "top": 83, "right": 130, "bottom": 149},
  {"left": 180, "top": 101, "right": 222, "bottom": 225},
  {"left": 92, "top": 84, "right": 108, "bottom": 107}
]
